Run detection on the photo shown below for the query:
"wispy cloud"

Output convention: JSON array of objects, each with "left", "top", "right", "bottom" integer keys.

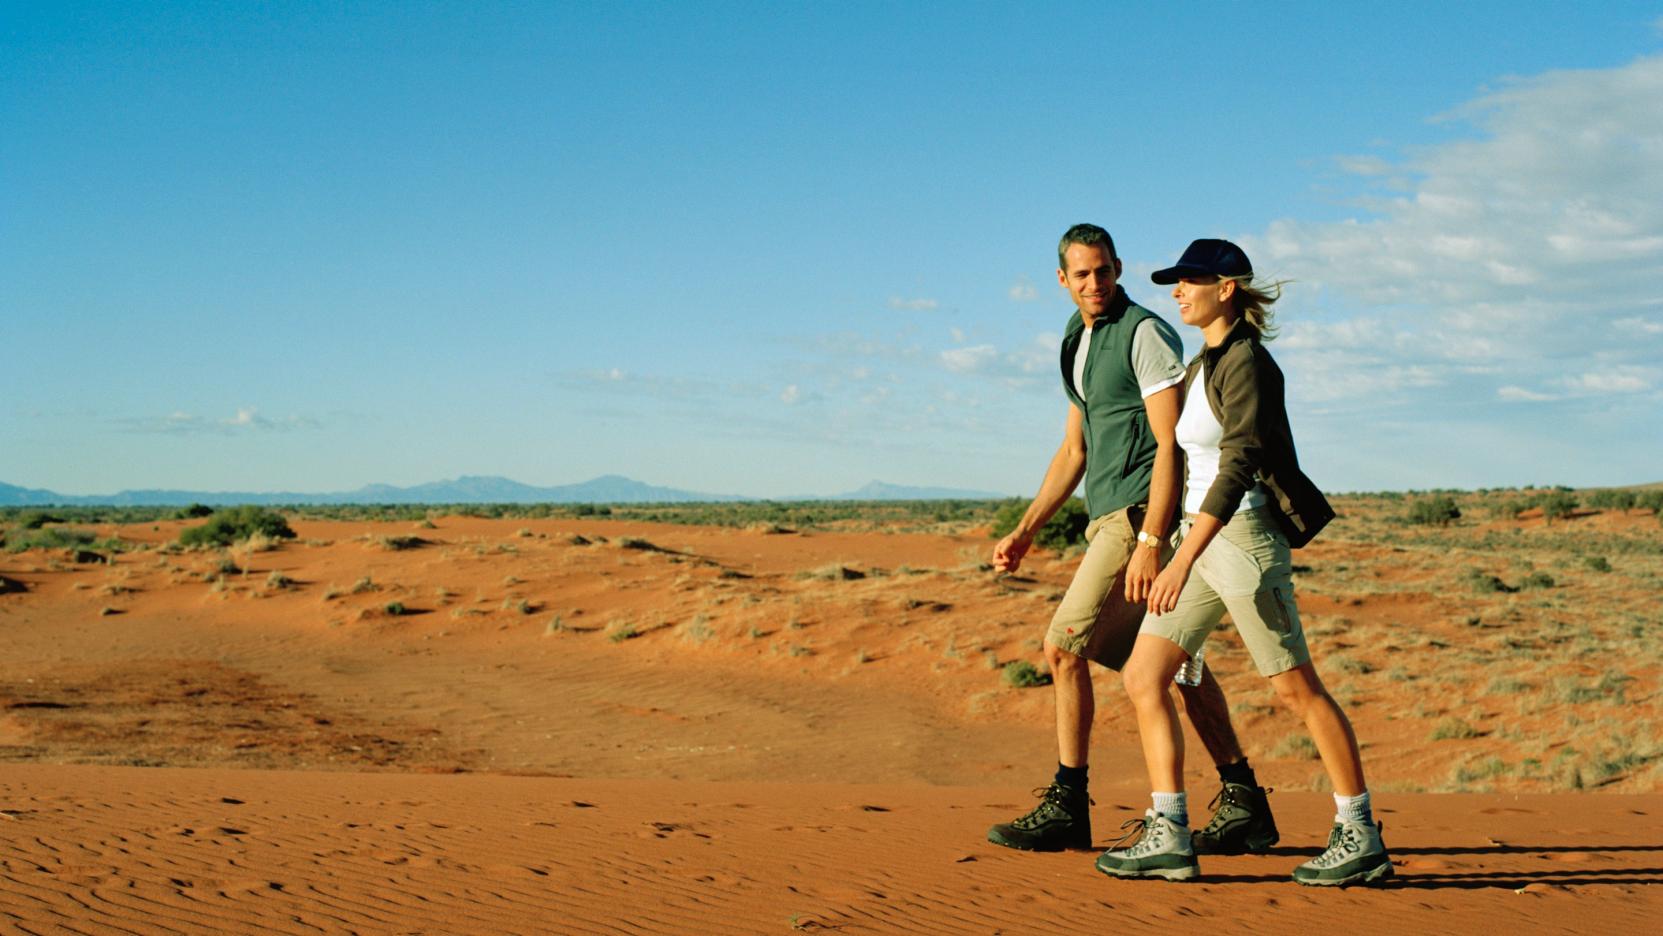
[
  {"left": 887, "top": 296, "right": 939, "bottom": 311},
  {"left": 1241, "top": 54, "right": 1663, "bottom": 414},
  {"left": 1007, "top": 277, "right": 1040, "bottom": 302},
  {"left": 116, "top": 407, "right": 319, "bottom": 435}
]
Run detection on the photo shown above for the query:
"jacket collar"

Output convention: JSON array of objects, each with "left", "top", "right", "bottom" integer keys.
[{"left": 1200, "top": 316, "right": 1259, "bottom": 363}]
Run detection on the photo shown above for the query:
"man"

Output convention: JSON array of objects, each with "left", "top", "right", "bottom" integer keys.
[{"left": 986, "top": 224, "right": 1276, "bottom": 854}]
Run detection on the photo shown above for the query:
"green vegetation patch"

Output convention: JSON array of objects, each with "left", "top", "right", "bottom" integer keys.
[
  {"left": 178, "top": 506, "right": 297, "bottom": 548},
  {"left": 990, "top": 497, "right": 1088, "bottom": 551}
]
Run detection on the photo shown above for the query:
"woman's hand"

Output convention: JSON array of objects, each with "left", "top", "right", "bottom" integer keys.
[{"left": 1146, "top": 555, "right": 1193, "bottom": 615}]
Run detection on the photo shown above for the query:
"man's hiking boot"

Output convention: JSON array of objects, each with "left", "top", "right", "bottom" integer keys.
[
  {"left": 1293, "top": 819, "right": 1394, "bottom": 886},
  {"left": 1093, "top": 810, "right": 1200, "bottom": 881},
  {"left": 1191, "top": 781, "right": 1279, "bottom": 855},
  {"left": 987, "top": 782, "right": 1091, "bottom": 851}
]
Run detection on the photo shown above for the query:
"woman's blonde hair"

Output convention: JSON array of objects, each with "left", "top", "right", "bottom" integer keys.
[{"left": 1223, "top": 275, "right": 1287, "bottom": 341}]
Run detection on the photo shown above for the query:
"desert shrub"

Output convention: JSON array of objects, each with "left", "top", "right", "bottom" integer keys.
[
  {"left": 1586, "top": 489, "right": 1637, "bottom": 510},
  {"left": 989, "top": 497, "right": 1088, "bottom": 551},
  {"left": 797, "top": 564, "right": 865, "bottom": 581},
  {"left": 1271, "top": 735, "right": 1319, "bottom": 760},
  {"left": 1537, "top": 491, "right": 1578, "bottom": 521},
  {"left": 1001, "top": 660, "right": 1050, "bottom": 688},
  {"left": 384, "top": 601, "right": 407, "bottom": 616},
  {"left": 1405, "top": 495, "right": 1461, "bottom": 526},
  {"left": 1430, "top": 717, "right": 1480, "bottom": 740},
  {"left": 1583, "top": 555, "right": 1613, "bottom": 573},
  {"left": 375, "top": 535, "right": 430, "bottom": 551},
  {"left": 1520, "top": 571, "right": 1555, "bottom": 590},
  {"left": 178, "top": 506, "right": 296, "bottom": 548},
  {"left": 1638, "top": 490, "right": 1663, "bottom": 516},
  {"left": 4, "top": 527, "right": 97, "bottom": 552},
  {"left": 1463, "top": 569, "right": 1517, "bottom": 593},
  {"left": 176, "top": 503, "right": 215, "bottom": 519},
  {"left": 18, "top": 511, "right": 65, "bottom": 529}
]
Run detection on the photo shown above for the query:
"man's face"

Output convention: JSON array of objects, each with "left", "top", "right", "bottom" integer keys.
[{"left": 1057, "top": 243, "right": 1122, "bottom": 321}]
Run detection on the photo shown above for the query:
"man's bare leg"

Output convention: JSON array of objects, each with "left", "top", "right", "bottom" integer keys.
[
  {"left": 1046, "top": 639, "right": 1094, "bottom": 767},
  {"left": 985, "top": 639, "right": 1095, "bottom": 851}
]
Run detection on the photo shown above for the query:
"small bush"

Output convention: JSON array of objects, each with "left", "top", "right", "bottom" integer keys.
[
  {"left": 376, "top": 535, "right": 431, "bottom": 551},
  {"left": 265, "top": 571, "right": 294, "bottom": 590},
  {"left": 1463, "top": 569, "right": 1517, "bottom": 593},
  {"left": 1430, "top": 718, "right": 1480, "bottom": 740},
  {"left": 18, "top": 511, "right": 65, "bottom": 530},
  {"left": 177, "top": 503, "right": 215, "bottom": 519},
  {"left": 1537, "top": 491, "right": 1578, "bottom": 521},
  {"left": 1001, "top": 660, "right": 1050, "bottom": 689},
  {"left": 1520, "top": 571, "right": 1555, "bottom": 590},
  {"left": 178, "top": 506, "right": 296, "bottom": 548},
  {"left": 1405, "top": 496, "right": 1461, "bottom": 526},
  {"left": 384, "top": 601, "right": 407, "bottom": 616},
  {"left": 1586, "top": 489, "right": 1636, "bottom": 511},
  {"left": 4, "top": 527, "right": 97, "bottom": 553},
  {"left": 1271, "top": 735, "right": 1319, "bottom": 760},
  {"left": 1583, "top": 555, "right": 1613, "bottom": 573},
  {"left": 989, "top": 497, "right": 1088, "bottom": 551}
]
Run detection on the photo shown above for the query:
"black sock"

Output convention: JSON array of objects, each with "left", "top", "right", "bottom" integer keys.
[
  {"left": 1218, "top": 758, "right": 1258, "bottom": 788},
  {"left": 1055, "top": 762, "right": 1089, "bottom": 791}
]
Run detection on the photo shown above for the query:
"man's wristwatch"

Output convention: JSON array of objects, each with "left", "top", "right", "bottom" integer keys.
[{"left": 1136, "top": 530, "right": 1163, "bottom": 551}]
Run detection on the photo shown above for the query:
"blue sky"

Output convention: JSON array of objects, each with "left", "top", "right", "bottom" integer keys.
[{"left": 5, "top": 1, "right": 1662, "bottom": 498}]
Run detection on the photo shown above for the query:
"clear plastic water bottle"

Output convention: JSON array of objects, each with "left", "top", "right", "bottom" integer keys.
[{"left": 1173, "top": 646, "right": 1206, "bottom": 687}]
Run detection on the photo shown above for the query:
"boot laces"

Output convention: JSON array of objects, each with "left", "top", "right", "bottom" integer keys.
[
  {"left": 1311, "top": 822, "right": 1365, "bottom": 867},
  {"left": 1109, "top": 814, "right": 1166, "bottom": 856},
  {"left": 1011, "top": 783, "right": 1086, "bottom": 830}
]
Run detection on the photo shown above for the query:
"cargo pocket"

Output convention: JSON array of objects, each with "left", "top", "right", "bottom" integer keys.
[{"left": 1255, "top": 585, "right": 1298, "bottom": 636}]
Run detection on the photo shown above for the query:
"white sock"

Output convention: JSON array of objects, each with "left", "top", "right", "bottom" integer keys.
[
  {"left": 1334, "top": 790, "right": 1372, "bottom": 825},
  {"left": 1152, "top": 791, "right": 1188, "bottom": 826}
]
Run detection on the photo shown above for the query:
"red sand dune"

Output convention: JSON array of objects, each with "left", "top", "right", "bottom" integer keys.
[{"left": 2, "top": 515, "right": 1659, "bottom": 932}]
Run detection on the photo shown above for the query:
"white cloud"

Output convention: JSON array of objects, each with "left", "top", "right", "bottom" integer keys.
[
  {"left": 1559, "top": 366, "right": 1657, "bottom": 394},
  {"left": 1615, "top": 316, "right": 1663, "bottom": 334},
  {"left": 939, "top": 344, "right": 998, "bottom": 374},
  {"left": 888, "top": 296, "right": 939, "bottom": 311},
  {"left": 1497, "top": 385, "right": 1556, "bottom": 402},
  {"left": 780, "top": 384, "right": 801, "bottom": 404},
  {"left": 1237, "top": 54, "right": 1663, "bottom": 414},
  {"left": 1008, "top": 277, "right": 1039, "bottom": 302},
  {"left": 116, "top": 407, "right": 318, "bottom": 435},
  {"left": 949, "top": 327, "right": 966, "bottom": 343}
]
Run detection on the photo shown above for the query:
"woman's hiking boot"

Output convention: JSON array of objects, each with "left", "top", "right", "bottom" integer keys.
[
  {"left": 1292, "top": 819, "right": 1394, "bottom": 886},
  {"left": 1093, "top": 810, "right": 1200, "bottom": 881},
  {"left": 986, "top": 782, "right": 1092, "bottom": 851},
  {"left": 1191, "top": 781, "right": 1279, "bottom": 855}
]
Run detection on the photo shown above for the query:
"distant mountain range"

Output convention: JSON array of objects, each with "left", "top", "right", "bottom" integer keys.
[{"left": 0, "top": 475, "right": 1011, "bottom": 507}]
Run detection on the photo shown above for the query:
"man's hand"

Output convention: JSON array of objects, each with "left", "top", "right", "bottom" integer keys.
[
  {"left": 992, "top": 532, "right": 1032, "bottom": 573},
  {"left": 1124, "top": 542, "right": 1162, "bottom": 603},
  {"left": 1145, "top": 554, "right": 1193, "bottom": 615}
]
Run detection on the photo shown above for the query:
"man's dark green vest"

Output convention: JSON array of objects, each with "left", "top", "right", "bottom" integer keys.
[{"left": 1059, "top": 287, "right": 1159, "bottom": 520}]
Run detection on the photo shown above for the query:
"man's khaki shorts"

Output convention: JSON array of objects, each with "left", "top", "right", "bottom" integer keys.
[
  {"left": 1045, "top": 505, "right": 1170, "bottom": 671},
  {"left": 1139, "top": 506, "right": 1311, "bottom": 677}
]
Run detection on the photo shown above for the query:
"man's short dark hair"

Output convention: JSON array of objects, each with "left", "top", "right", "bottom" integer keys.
[{"left": 1058, "top": 223, "right": 1118, "bottom": 270}]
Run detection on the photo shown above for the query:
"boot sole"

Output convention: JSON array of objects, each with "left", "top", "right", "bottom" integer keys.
[
  {"left": 1194, "top": 829, "right": 1279, "bottom": 856},
  {"left": 987, "top": 829, "right": 1092, "bottom": 852},
  {"left": 1095, "top": 861, "right": 1200, "bottom": 881},
  {"left": 1295, "top": 858, "right": 1394, "bottom": 887}
]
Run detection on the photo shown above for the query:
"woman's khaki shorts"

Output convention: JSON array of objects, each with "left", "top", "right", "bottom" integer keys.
[
  {"left": 1139, "top": 507, "right": 1310, "bottom": 677},
  {"left": 1045, "top": 505, "right": 1172, "bottom": 671}
]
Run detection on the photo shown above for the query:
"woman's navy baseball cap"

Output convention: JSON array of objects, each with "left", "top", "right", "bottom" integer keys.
[{"left": 1151, "top": 238, "right": 1253, "bottom": 284}]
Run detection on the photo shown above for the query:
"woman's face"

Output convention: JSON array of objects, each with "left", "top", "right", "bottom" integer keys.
[{"left": 1172, "top": 276, "right": 1234, "bottom": 329}]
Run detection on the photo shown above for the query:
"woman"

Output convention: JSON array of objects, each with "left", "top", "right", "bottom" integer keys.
[{"left": 1093, "top": 238, "right": 1392, "bottom": 887}]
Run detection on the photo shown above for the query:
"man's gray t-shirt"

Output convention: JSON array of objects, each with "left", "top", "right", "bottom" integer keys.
[{"left": 1070, "top": 316, "right": 1185, "bottom": 400}]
